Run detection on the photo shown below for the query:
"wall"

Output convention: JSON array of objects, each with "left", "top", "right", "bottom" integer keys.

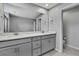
[
  {"left": 0, "top": 3, "right": 4, "bottom": 33},
  {"left": 63, "top": 6, "right": 79, "bottom": 49},
  {"left": 9, "top": 15, "right": 34, "bottom": 32},
  {"left": 41, "top": 14, "right": 49, "bottom": 32},
  {"left": 49, "top": 3, "right": 71, "bottom": 52},
  {"left": 36, "top": 12, "right": 49, "bottom": 32}
]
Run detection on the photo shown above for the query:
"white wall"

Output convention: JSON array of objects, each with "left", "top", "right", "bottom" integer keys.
[
  {"left": 9, "top": 15, "right": 34, "bottom": 32},
  {"left": 36, "top": 10, "right": 49, "bottom": 32},
  {"left": 41, "top": 14, "right": 49, "bottom": 32},
  {"left": 0, "top": 3, "right": 4, "bottom": 33},
  {"left": 49, "top": 3, "right": 71, "bottom": 52},
  {"left": 63, "top": 6, "right": 79, "bottom": 49}
]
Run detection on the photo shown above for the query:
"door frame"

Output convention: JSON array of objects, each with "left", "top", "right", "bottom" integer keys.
[{"left": 61, "top": 3, "right": 79, "bottom": 52}]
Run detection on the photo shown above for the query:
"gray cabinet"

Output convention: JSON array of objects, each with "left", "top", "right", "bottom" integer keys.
[
  {"left": 42, "top": 39, "right": 50, "bottom": 53},
  {"left": 19, "top": 43, "right": 32, "bottom": 56},
  {"left": 42, "top": 35, "right": 56, "bottom": 54},
  {"left": 32, "top": 41, "right": 41, "bottom": 49},
  {"left": 0, "top": 34, "right": 56, "bottom": 56},
  {"left": 32, "top": 37, "right": 41, "bottom": 56},
  {"left": 49, "top": 38, "right": 55, "bottom": 50},
  {"left": 0, "top": 38, "right": 31, "bottom": 56},
  {"left": 0, "top": 43, "right": 31, "bottom": 56},
  {"left": 0, "top": 47, "right": 17, "bottom": 56},
  {"left": 33, "top": 48, "right": 41, "bottom": 56}
]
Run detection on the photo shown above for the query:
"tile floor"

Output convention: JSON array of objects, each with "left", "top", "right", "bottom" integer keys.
[
  {"left": 43, "top": 50, "right": 57, "bottom": 56},
  {"left": 43, "top": 46, "right": 79, "bottom": 56}
]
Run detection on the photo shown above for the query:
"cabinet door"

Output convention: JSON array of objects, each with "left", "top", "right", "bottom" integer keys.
[
  {"left": 19, "top": 43, "right": 32, "bottom": 56},
  {"left": 33, "top": 48, "right": 41, "bottom": 56},
  {"left": 42, "top": 39, "right": 50, "bottom": 54},
  {"left": 0, "top": 47, "right": 16, "bottom": 56},
  {"left": 42, "top": 38, "right": 55, "bottom": 54},
  {"left": 48, "top": 38, "right": 55, "bottom": 50}
]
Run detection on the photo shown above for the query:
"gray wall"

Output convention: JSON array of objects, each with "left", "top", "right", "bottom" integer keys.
[
  {"left": 63, "top": 6, "right": 79, "bottom": 49},
  {"left": 9, "top": 15, "right": 34, "bottom": 32}
]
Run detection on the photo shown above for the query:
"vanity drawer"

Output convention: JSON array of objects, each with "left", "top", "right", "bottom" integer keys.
[
  {"left": 41, "top": 34, "right": 56, "bottom": 39},
  {"left": 33, "top": 48, "right": 41, "bottom": 56},
  {"left": 41, "top": 35, "right": 49, "bottom": 39},
  {"left": 32, "top": 36, "right": 41, "bottom": 41},
  {"left": 47, "top": 34, "right": 56, "bottom": 38},
  {"left": 32, "top": 41, "right": 41, "bottom": 49},
  {"left": 0, "top": 38, "right": 31, "bottom": 48}
]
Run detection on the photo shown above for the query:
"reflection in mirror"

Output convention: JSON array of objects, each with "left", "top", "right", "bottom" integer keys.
[
  {"left": 3, "top": 3, "right": 47, "bottom": 33},
  {"left": 4, "top": 12, "right": 9, "bottom": 32}
]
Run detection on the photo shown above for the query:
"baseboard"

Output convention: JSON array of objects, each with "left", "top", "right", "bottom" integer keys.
[
  {"left": 67, "top": 44, "right": 79, "bottom": 51},
  {"left": 55, "top": 48, "right": 62, "bottom": 52},
  {"left": 55, "top": 48, "right": 58, "bottom": 51}
]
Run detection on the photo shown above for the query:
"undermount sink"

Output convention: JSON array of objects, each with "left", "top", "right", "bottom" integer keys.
[
  {"left": 13, "top": 33, "right": 19, "bottom": 35},
  {"left": 0, "top": 33, "right": 19, "bottom": 37},
  {"left": 41, "top": 30, "right": 45, "bottom": 33}
]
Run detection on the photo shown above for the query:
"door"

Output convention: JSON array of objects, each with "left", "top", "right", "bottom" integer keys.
[
  {"left": 42, "top": 39, "right": 50, "bottom": 53},
  {"left": 49, "top": 38, "right": 56, "bottom": 50},
  {"left": 42, "top": 38, "right": 55, "bottom": 54},
  {"left": 19, "top": 43, "right": 32, "bottom": 56},
  {"left": 0, "top": 47, "right": 16, "bottom": 56}
]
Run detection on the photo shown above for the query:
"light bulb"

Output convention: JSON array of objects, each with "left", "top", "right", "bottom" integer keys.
[{"left": 45, "top": 4, "right": 49, "bottom": 6}]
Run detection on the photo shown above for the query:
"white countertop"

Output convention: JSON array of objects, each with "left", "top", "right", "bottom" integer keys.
[{"left": 0, "top": 32, "right": 56, "bottom": 41}]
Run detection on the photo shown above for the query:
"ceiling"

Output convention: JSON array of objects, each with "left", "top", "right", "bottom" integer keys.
[
  {"left": 4, "top": 3, "right": 47, "bottom": 19},
  {"left": 33, "top": 3, "right": 59, "bottom": 9},
  {"left": 4, "top": 3, "right": 59, "bottom": 19}
]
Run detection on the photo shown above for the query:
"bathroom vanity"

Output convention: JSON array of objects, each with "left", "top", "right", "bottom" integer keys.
[
  {"left": 0, "top": 3, "right": 56, "bottom": 56},
  {"left": 0, "top": 32, "right": 56, "bottom": 56}
]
